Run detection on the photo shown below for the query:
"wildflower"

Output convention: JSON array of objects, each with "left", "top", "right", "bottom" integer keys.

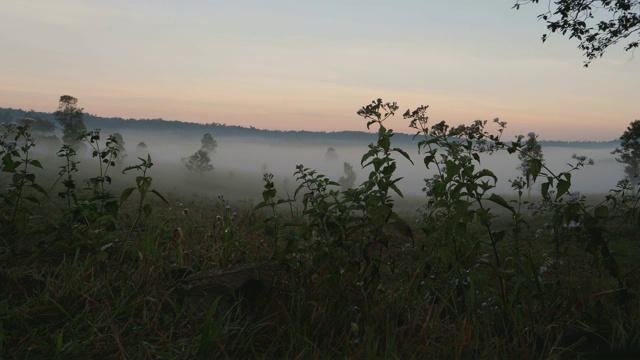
[
  {"left": 510, "top": 177, "right": 526, "bottom": 190},
  {"left": 567, "top": 191, "right": 581, "bottom": 203},
  {"left": 4, "top": 141, "right": 17, "bottom": 152},
  {"left": 527, "top": 132, "right": 536, "bottom": 139},
  {"left": 230, "top": 212, "right": 237, "bottom": 220}
]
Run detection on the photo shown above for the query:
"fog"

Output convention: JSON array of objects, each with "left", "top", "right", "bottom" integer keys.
[
  {"left": 28, "top": 131, "right": 625, "bottom": 209},
  {"left": 118, "top": 132, "right": 624, "bottom": 200}
]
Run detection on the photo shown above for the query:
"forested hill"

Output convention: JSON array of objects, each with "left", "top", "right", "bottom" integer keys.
[{"left": 0, "top": 106, "right": 619, "bottom": 148}]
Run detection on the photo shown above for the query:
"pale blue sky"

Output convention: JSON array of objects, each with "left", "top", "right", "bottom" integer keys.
[{"left": 1, "top": 0, "right": 638, "bottom": 140}]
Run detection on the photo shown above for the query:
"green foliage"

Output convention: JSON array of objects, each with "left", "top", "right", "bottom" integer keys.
[
  {"left": 80, "top": 129, "right": 121, "bottom": 219},
  {"left": 612, "top": 119, "right": 640, "bottom": 181},
  {"left": 0, "top": 117, "right": 46, "bottom": 236},
  {"left": 121, "top": 154, "right": 169, "bottom": 238},
  {"left": 54, "top": 95, "right": 86, "bottom": 149},
  {"left": 514, "top": 0, "right": 640, "bottom": 66}
]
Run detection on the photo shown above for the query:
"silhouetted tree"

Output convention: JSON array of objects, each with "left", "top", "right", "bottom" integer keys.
[
  {"left": 325, "top": 147, "right": 338, "bottom": 161},
  {"left": 54, "top": 95, "right": 86, "bottom": 149},
  {"left": 183, "top": 149, "right": 213, "bottom": 177},
  {"left": 201, "top": 133, "right": 218, "bottom": 153},
  {"left": 513, "top": 0, "right": 640, "bottom": 66},
  {"left": 137, "top": 142, "right": 148, "bottom": 152},
  {"left": 338, "top": 162, "right": 357, "bottom": 189},
  {"left": 29, "top": 116, "right": 56, "bottom": 135},
  {"left": 612, "top": 120, "right": 640, "bottom": 181}
]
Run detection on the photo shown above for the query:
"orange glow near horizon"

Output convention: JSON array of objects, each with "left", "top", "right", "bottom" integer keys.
[{"left": 0, "top": 1, "right": 637, "bottom": 142}]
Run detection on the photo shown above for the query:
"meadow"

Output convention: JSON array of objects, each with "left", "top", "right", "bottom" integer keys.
[{"left": 1, "top": 100, "right": 639, "bottom": 359}]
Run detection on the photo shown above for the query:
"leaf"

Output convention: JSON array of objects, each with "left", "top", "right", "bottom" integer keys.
[
  {"left": 594, "top": 205, "right": 609, "bottom": 219},
  {"left": 389, "top": 182, "right": 404, "bottom": 198},
  {"left": 475, "top": 169, "right": 498, "bottom": 183},
  {"left": 2, "top": 155, "right": 16, "bottom": 172},
  {"left": 360, "top": 149, "right": 376, "bottom": 167},
  {"left": 104, "top": 200, "right": 119, "bottom": 218},
  {"left": 150, "top": 189, "right": 169, "bottom": 205},
  {"left": 389, "top": 212, "right": 413, "bottom": 241},
  {"left": 528, "top": 159, "right": 542, "bottom": 182},
  {"left": 488, "top": 193, "right": 515, "bottom": 213},
  {"left": 491, "top": 230, "right": 506, "bottom": 243},
  {"left": 541, "top": 182, "right": 550, "bottom": 200},
  {"left": 423, "top": 155, "right": 435, "bottom": 169},
  {"left": 29, "top": 183, "right": 48, "bottom": 196},
  {"left": 556, "top": 179, "right": 571, "bottom": 199},
  {"left": 392, "top": 147, "right": 414, "bottom": 165},
  {"left": 379, "top": 135, "right": 391, "bottom": 152},
  {"left": 253, "top": 201, "right": 269, "bottom": 211},
  {"left": 122, "top": 164, "right": 140, "bottom": 174},
  {"left": 24, "top": 196, "right": 40, "bottom": 204},
  {"left": 119, "top": 187, "right": 135, "bottom": 205},
  {"left": 29, "top": 159, "right": 43, "bottom": 169}
]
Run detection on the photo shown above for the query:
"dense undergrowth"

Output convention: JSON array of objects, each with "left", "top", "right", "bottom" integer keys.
[{"left": 1, "top": 100, "right": 639, "bottom": 359}]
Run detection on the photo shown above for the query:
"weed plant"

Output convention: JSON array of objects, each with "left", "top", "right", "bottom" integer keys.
[{"left": 0, "top": 101, "right": 639, "bottom": 359}]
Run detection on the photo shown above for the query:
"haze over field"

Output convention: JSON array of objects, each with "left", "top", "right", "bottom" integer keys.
[
  {"left": 1, "top": 0, "right": 639, "bottom": 141},
  {"left": 20, "top": 121, "right": 623, "bottom": 205}
]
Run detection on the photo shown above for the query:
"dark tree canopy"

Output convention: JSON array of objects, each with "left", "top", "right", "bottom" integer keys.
[
  {"left": 612, "top": 120, "right": 640, "bottom": 180},
  {"left": 54, "top": 95, "right": 86, "bottom": 149},
  {"left": 200, "top": 133, "right": 218, "bottom": 153},
  {"left": 28, "top": 116, "right": 56, "bottom": 135},
  {"left": 325, "top": 147, "right": 338, "bottom": 161},
  {"left": 514, "top": 0, "right": 640, "bottom": 66},
  {"left": 338, "top": 162, "right": 357, "bottom": 189},
  {"left": 183, "top": 149, "right": 214, "bottom": 176}
]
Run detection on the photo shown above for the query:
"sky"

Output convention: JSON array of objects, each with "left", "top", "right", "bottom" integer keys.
[{"left": 1, "top": 0, "right": 638, "bottom": 141}]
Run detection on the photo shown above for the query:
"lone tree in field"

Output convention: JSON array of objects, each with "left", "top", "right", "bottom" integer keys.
[
  {"left": 200, "top": 133, "right": 218, "bottom": 153},
  {"left": 183, "top": 149, "right": 214, "bottom": 177},
  {"left": 325, "top": 147, "right": 338, "bottom": 161},
  {"left": 513, "top": 0, "right": 640, "bottom": 66},
  {"left": 612, "top": 120, "right": 640, "bottom": 181},
  {"left": 338, "top": 162, "right": 357, "bottom": 190},
  {"left": 136, "top": 142, "right": 148, "bottom": 152},
  {"left": 54, "top": 95, "right": 86, "bottom": 150}
]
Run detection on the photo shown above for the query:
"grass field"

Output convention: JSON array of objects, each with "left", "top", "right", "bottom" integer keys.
[{"left": 2, "top": 115, "right": 640, "bottom": 359}]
